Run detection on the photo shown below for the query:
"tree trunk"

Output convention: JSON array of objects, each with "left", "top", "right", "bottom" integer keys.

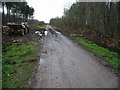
[
  {"left": 2, "top": 2, "right": 5, "bottom": 25},
  {"left": 6, "top": 7, "right": 10, "bottom": 23}
]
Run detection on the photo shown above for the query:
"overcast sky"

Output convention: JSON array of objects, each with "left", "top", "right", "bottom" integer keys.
[{"left": 26, "top": 0, "right": 75, "bottom": 23}]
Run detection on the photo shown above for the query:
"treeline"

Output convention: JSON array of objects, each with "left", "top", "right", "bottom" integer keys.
[
  {"left": 2, "top": 1, "right": 34, "bottom": 25},
  {"left": 50, "top": 2, "right": 120, "bottom": 39}
]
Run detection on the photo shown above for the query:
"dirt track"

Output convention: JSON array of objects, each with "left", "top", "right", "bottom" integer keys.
[{"left": 31, "top": 26, "right": 118, "bottom": 88}]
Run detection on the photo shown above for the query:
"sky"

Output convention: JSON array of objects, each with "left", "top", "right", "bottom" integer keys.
[{"left": 26, "top": 0, "right": 75, "bottom": 23}]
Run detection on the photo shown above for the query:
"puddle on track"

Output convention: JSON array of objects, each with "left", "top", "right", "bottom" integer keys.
[{"left": 39, "top": 59, "right": 44, "bottom": 65}]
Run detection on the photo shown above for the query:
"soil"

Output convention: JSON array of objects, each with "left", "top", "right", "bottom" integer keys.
[
  {"left": 2, "top": 27, "right": 40, "bottom": 46},
  {"left": 78, "top": 30, "right": 120, "bottom": 54}
]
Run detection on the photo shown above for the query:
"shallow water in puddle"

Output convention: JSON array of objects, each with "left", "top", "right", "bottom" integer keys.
[{"left": 39, "top": 59, "right": 44, "bottom": 64}]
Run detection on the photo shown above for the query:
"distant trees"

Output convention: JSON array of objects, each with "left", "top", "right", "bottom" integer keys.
[
  {"left": 2, "top": 1, "right": 34, "bottom": 25},
  {"left": 50, "top": 2, "right": 119, "bottom": 39},
  {"left": 50, "top": 17, "right": 62, "bottom": 27},
  {"left": 39, "top": 21, "right": 46, "bottom": 26}
]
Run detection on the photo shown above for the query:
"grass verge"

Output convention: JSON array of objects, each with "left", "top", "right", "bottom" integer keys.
[
  {"left": 2, "top": 42, "right": 37, "bottom": 88},
  {"left": 0, "top": 66, "right": 1, "bottom": 89},
  {"left": 37, "top": 25, "right": 45, "bottom": 29},
  {"left": 74, "top": 37, "right": 120, "bottom": 72}
]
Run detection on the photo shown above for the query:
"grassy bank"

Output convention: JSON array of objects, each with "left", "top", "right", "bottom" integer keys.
[
  {"left": 52, "top": 26, "right": 120, "bottom": 72},
  {"left": 37, "top": 25, "right": 45, "bottom": 29},
  {"left": 3, "top": 42, "right": 37, "bottom": 88},
  {"left": 0, "top": 50, "right": 1, "bottom": 89},
  {"left": 74, "top": 37, "right": 120, "bottom": 72}
]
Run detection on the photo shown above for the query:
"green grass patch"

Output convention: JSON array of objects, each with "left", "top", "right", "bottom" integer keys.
[
  {"left": 2, "top": 42, "right": 37, "bottom": 88},
  {"left": 37, "top": 25, "right": 45, "bottom": 29},
  {"left": 74, "top": 37, "right": 120, "bottom": 72},
  {"left": 0, "top": 53, "right": 1, "bottom": 89}
]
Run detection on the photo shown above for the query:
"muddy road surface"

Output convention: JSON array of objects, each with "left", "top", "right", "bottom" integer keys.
[{"left": 31, "top": 25, "right": 118, "bottom": 88}]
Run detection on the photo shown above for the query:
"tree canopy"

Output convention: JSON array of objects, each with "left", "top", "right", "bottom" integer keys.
[
  {"left": 2, "top": 1, "right": 35, "bottom": 24},
  {"left": 50, "top": 2, "right": 120, "bottom": 39}
]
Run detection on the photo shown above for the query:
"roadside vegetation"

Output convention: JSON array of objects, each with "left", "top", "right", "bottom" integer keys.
[
  {"left": 73, "top": 37, "right": 120, "bottom": 72},
  {"left": 0, "top": 51, "right": 1, "bottom": 89},
  {"left": 37, "top": 25, "right": 46, "bottom": 29},
  {"left": 1, "top": 1, "right": 41, "bottom": 88},
  {"left": 2, "top": 42, "right": 37, "bottom": 88},
  {"left": 50, "top": 2, "right": 120, "bottom": 53},
  {"left": 53, "top": 25, "right": 120, "bottom": 72},
  {"left": 36, "top": 21, "right": 46, "bottom": 29},
  {"left": 50, "top": 2, "right": 120, "bottom": 72}
]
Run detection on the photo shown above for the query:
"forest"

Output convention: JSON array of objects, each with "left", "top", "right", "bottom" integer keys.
[
  {"left": 50, "top": 2, "right": 120, "bottom": 54},
  {"left": 2, "top": 2, "right": 34, "bottom": 25}
]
